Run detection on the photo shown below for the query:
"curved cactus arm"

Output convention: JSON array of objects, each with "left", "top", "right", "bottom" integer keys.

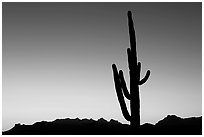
[
  {"left": 112, "top": 64, "right": 131, "bottom": 121},
  {"left": 137, "top": 62, "right": 141, "bottom": 79},
  {"left": 139, "top": 70, "right": 150, "bottom": 85},
  {"left": 119, "top": 70, "right": 131, "bottom": 100}
]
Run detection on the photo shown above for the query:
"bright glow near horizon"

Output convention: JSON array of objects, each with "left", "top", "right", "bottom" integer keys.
[{"left": 2, "top": 2, "right": 202, "bottom": 131}]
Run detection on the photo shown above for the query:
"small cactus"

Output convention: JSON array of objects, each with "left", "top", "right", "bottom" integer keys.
[{"left": 112, "top": 11, "right": 150, "bottom": 128}]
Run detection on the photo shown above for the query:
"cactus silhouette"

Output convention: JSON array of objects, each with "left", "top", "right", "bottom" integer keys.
[{"left": 112, "top": 11, "right": 151, "bottom": 128}]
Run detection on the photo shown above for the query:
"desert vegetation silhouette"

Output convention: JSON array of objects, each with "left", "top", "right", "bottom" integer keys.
[
  {"left": 2, "top": 10, "right": 202, "bottom": 135},
  {"left": 112, "top": 11, "right": 150, "bottom": 129}
]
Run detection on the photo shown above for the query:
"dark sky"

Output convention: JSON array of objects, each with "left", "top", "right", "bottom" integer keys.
[{"left": 2, "top": 2, "right": 202, "bottom": 131}]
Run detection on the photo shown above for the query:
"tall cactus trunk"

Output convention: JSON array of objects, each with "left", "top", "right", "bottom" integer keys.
[
  {"left": 130, "top": 84, "right": 140, "bottom": 128},
  {"left": 112, "top": 11, "right": 150, "bottom": 129},
  {"left": 128, "top": 10, "right": 140, "bottom": 128}
]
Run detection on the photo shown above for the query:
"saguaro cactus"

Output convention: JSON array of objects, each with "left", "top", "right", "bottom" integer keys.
[{"left": 112, "top": 11, "right": 150, "bottom": 128}]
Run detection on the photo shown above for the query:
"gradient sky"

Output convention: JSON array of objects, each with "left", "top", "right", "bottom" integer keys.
[{"left": 2, "top": 2, "right": 201, "bottom": 131}]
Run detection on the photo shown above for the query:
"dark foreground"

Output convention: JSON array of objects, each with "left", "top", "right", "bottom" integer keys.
[{"left": 3, "top": 115, "right": 202, "bottom": 135}]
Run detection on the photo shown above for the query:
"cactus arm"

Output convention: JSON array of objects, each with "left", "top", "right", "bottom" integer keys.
[
  {"left": 119, "top": 70, "right": 131, "bottom": 100},
  {"left": 139, "top": 70, "right": 150, "bottom": 85},
  {"left": 112, "top": 64, "right": 131, "bottom": 121},
  {"left": 137, "top": 62, "right": 141, "bottom": 80}
]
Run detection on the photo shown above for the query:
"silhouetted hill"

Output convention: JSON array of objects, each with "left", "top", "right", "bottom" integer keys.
[
  {"left": 154, "top": 115, "right": 202, "bottom": 134},
  {"left": 3, "top": 115, "right": 202, "bottom": 135}
]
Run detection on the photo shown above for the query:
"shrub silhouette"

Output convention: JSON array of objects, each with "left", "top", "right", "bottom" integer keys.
[{"left": 112, "top": 11, "right": 151, "bottom": 128}]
